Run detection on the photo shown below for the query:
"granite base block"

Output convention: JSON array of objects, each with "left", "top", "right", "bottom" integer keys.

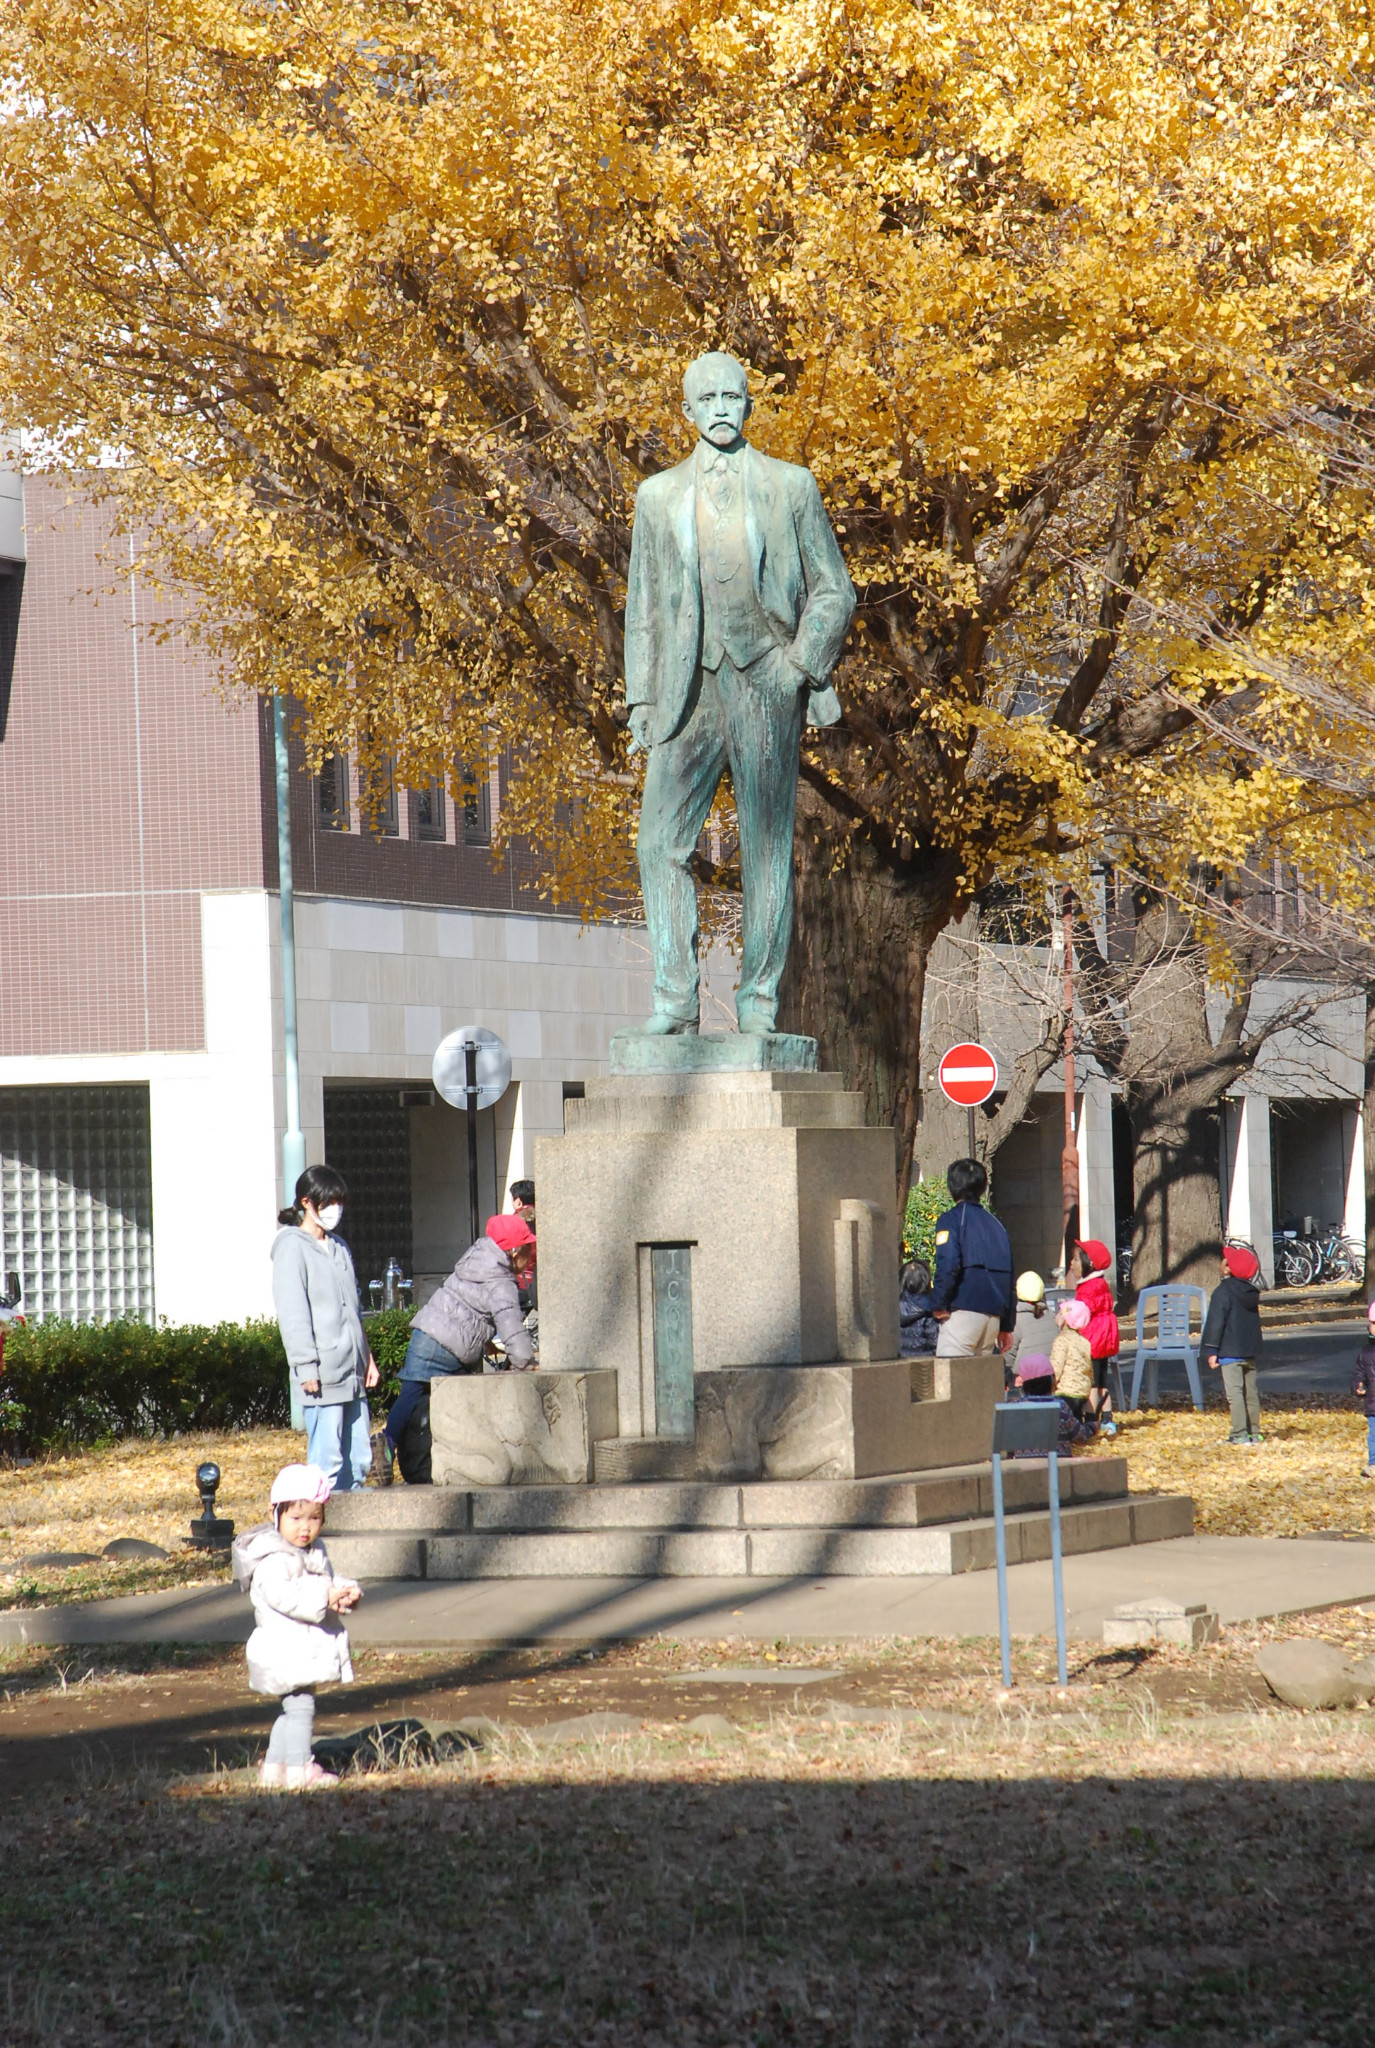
[
  {"left": 694, "top": 1355, "right": 1005, "bottom": 1482},
  {"left": 609, "top": 1031, "right": 817, "bottom": 1075},
  {"left": 429, "top": 1369, "right": 619, "bottom": 1487},
  {"left": 535, "top": 1069, "right": 899, "bottom": 1397}
]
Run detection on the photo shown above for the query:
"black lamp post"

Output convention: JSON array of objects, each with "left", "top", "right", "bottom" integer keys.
[{"left": 188, "top": 1461, "right": 235, "bottom": 1550}]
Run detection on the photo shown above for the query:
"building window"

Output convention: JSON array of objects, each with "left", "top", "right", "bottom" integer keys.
[
  {"left": 319, "top": 753, "right": 350, "bottom": 831},
  {"left": 415, "top": 780, "right": 446, "bottom": 842},
  {"left": 363, "top": 756, "right": 399, "bottom": 837},
  {"left": 461, "top": 763, "right": 491, "bottom": 845}
]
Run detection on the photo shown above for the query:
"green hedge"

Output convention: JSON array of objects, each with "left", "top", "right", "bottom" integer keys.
[
  {"left": 0, "top": 1309, "right": 421, "bottom": 1450},
  {"left": 902, "top": 1176, "right": 952, "bottom": 1268},
  {"left": 0, "top": 1318, "right": 293, "bottom": 1449},
  {"left": 365, "top": 1307, "right": 415, "bottom": 1405}
]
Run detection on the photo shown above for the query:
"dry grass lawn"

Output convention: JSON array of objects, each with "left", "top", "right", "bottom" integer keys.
[
  {"left": 2, "top": 1629, "right": 1374, "bottom": 2046},
  {"left": 5, "top": 1417, "right": 1375, "bottom": 2044},
  {"left": 1098, "top": 1394, "right": 1375, "bottom": 1535},
  {"left": 0, "top": 1429, "right": 300, "bottom": 1606}
]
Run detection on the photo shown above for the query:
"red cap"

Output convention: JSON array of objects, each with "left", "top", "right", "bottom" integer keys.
[
  {"left": 1223, "top": 1245, "right": 1260, "bottom": 1280},
  {"left": 486, "top": 1214, "right": 536, "bottom": 1256},
  {"left": 1075, "top": 1238, "right": 1111, "bottom": 1272}
]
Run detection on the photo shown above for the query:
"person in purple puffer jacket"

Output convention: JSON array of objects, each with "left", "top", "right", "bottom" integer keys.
[{"left": 1351, "top": 1304, "right": 1375, "bottom": 1478}]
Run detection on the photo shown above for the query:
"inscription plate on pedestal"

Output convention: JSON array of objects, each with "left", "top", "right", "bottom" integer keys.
[{"left": 651, "top": 1243, "right": 695, "bottom": 1439}]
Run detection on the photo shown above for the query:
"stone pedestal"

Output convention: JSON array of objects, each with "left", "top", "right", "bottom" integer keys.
[
  {"left": 430, "top": 1370, "right": 618, "bottom": 1487},
  {"left": 694, "top": 1354, "right": 1005, "bottom": 1481},
  {"left": 533, "top": 1065, "right": 900, "bottom": 1440}
]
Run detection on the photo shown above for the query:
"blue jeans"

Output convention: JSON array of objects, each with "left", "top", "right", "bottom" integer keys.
[
  {"left": 304, "top": 1396, "right": 373, "bottom": 1490},
  {"left": 1367, "top": 1417, "right": 1375, "bottom": 1468},
  {"left": 386, "top": 1329, "right": 471, "bottom": 1446}
]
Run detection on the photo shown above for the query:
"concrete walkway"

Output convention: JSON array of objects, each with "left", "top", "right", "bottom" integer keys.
[{"left": 4, "top": 1536, "right": 1375, "bottom": 1648}]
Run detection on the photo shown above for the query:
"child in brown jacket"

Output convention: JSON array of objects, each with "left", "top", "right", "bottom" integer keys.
[{"left": 1050, "top": 1298, "right": 1094, "bottom": 1414}]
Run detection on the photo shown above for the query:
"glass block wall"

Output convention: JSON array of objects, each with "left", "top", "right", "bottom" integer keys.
[
  {"left": 0, "top": 1085, "right": 155, "bottom": 1322},
  {"left": 322, "top": 1084, "right": 413, "bottom": 1298}
]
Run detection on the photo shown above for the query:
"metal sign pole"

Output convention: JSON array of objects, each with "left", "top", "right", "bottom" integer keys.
[
  {"left": 991, "top": 1400, "right": 1064, "bottom": 1691},
  {"left": 967, "top": 1103, "right": 976, "bottom": 1159},
  {"left": 465, "top": 1039, "right": 480, "bottom": 1248},
  {"left": 1047, "top": 1449, "right": 1068, "bottom": 1685},
  {"left": 992, "top": 1449, "right": 1012, "bottom": 1687}
]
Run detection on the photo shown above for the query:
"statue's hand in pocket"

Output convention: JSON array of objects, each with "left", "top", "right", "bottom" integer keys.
[{"left": 628, "top": 705, "right": 653, "bottom": 752}]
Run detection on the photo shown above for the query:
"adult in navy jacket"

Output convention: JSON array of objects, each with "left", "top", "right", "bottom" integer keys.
[{"left": 931, "top": 1156, "right": 1017, "bottom": 1358}]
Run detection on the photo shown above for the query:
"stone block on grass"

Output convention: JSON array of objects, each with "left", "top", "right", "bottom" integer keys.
[{"left": 1104, "top": 1598, "right": 1219, "bottom": 1649}]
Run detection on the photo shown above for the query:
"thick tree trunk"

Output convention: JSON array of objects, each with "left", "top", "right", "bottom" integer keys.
[
  {"left": 1363, "top": 992, "right": 1375, "bottom": 1290},
  {"left": 778, "top": 780, "right": 963, "bottom": 1210},
  {"left": 1126, "top": 1081, "right": 1226, "bottom": 1290},
  {"left": 1117, "top": 902, "right": 1250, "bottom": 1291},
  {"left": 912, "top": 913, "right": 982, "bottom": 1184}
]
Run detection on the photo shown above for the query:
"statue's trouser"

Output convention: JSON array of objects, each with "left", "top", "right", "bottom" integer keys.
[{"left": 637, "top": 653, "right": 802, "bottom": 1025}]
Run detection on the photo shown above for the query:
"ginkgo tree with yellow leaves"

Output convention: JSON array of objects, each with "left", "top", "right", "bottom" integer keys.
[{"left": 5, "top": 0, "right": 1375, "bottom": 1223}]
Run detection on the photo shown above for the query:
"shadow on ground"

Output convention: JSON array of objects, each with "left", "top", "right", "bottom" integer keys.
[{"left": 0, "top": 1759, "right": 1369, "bottom": 2045}]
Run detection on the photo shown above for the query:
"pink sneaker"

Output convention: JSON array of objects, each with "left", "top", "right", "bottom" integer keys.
[{"left": 284, "top": 1760, "right": 339, "bottom": 1791}]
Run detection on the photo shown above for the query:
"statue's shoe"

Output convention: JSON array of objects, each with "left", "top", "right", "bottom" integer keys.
[
  {"left": 641, "top": 1010, "right": 699, "bottom": 1035},
  {"left": 736, "top": 1005, "right": 777, "bottom": 1035}
]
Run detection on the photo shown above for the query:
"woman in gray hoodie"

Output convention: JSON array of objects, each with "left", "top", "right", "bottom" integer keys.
[
  {"left": 379, "top": 1213, "right": 536, "bottom": 1484},
  {"left": 271, "top": 1165, "right": 378, "bottom": 1490}
]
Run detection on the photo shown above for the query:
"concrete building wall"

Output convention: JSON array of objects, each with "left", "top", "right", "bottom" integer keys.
[{"left": 0, "top": 892, "right": 281, "bottom": 1324}]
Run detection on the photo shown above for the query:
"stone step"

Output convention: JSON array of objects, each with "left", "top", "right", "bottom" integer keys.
[
  {"left": 321, "top": 1490, "right": 1192, "bottom": 1581},
  {"left": 592, "top": 1437, "right": 697, "bottom": 1484},
  {"left": 325, "top": 1457, "right": 1131, "bottom": 1535},
  {"left": 326, "top": 1489, "right": 475, "bottom": 1532}
]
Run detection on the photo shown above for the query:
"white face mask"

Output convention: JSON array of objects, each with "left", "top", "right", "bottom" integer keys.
[{"left": 316, "top": 1203, "right": 343, "bottom": 1232}]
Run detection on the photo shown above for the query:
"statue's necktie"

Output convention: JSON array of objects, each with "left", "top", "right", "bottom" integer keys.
[{"left": 701, "top": 450, "right": 738, "bottom": 518}]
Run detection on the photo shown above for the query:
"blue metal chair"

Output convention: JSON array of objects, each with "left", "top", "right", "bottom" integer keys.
[{"left": 1128, "top": 1284, "right": 1209, "bottom": 1410}]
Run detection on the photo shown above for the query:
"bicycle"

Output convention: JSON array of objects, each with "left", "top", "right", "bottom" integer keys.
[
  {"left": 1305, "top": 1227, "right": 1364, "bottom": 1285},
  {"left": 1272, "top": 1230, "right": 1315, "bottom": 1288}
]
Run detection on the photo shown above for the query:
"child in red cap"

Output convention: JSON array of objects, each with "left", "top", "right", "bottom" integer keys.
[
  {"left": 1202, "top": 1245, "right": 1265, "bottom": 1445},
  {"left": 1067, "top": 1238, "right": 1119, "bottom": 1436}
]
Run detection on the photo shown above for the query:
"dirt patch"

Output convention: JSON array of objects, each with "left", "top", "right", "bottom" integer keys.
[{"left": 7, "top": 1608, "right": 1372, "bottom": 1800}]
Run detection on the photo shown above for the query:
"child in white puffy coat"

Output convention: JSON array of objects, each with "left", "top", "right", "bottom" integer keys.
[{"left": 231, "top": 1462, "right": 362, "bottom": 1790}]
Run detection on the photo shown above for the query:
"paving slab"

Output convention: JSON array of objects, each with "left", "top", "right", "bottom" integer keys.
[{"left": 4, "top": 1536, "right": 1375, "bottom": 1648}]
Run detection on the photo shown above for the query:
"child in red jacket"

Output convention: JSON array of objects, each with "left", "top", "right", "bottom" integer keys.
[{"left": 1069, "top": 1238, "right": 1119, "bottom": 1436}]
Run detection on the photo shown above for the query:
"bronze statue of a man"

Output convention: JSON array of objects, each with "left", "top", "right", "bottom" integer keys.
[{"left": 624, "top": 351, "right": 855, "bottom": 1036}]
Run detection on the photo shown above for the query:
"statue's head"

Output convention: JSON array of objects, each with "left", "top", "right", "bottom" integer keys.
[{"left": 682, "top": 351, "right": 751, "bottom": 449}]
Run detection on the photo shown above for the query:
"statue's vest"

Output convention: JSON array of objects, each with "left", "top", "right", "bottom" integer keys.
[{"left": 696, "top": 477, "right": 776, "bottom": 674}]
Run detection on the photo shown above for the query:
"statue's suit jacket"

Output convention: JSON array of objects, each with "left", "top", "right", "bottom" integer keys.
[{"left": 623, "top": 444, "right": 855, "bottom": 745}]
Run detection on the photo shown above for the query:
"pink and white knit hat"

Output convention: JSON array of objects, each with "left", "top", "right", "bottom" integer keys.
[
  {"left": 270, "top": 1463, "right": 333, "bottom": 1509},
  {"left": 1058, "top": 1298, "right": 1091, "bottom": 1331}
]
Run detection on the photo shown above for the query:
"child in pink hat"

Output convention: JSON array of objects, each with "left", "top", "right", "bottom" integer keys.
[
  {"left": 231, "top": 1463, "right": 362, "bottom": 1789},
  {"left": 1050, "top": 1297, "right": 1095, "bottom": 1413},
  {"left": 1352, "top": 1304, "right": 1375, "bottom": 1478}
]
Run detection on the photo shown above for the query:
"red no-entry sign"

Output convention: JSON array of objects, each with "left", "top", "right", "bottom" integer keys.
[{"left": 937, "top": 1042, "right": 999, "bottom": 1108}]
